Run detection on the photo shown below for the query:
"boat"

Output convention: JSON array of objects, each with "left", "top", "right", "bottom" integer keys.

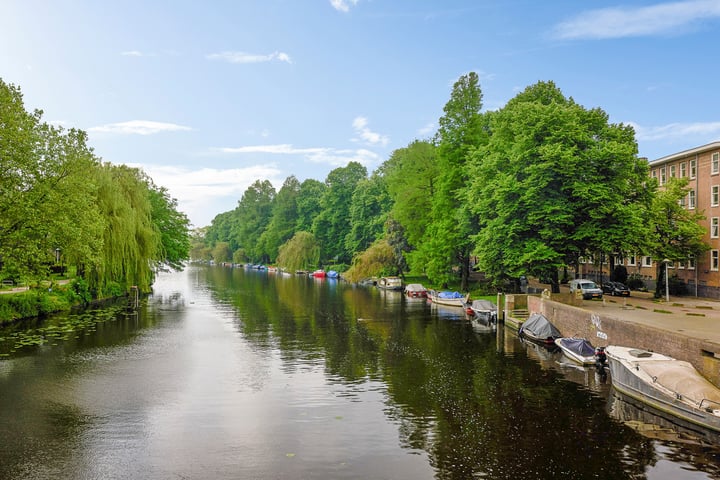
[
  {"left": 326, "top": 270, "right": 339, "bottom": 279},
  {"left": 605, "top": 345, "right": 720, "bottom": 437},
  {"left": 404, "top": 283, "right": 428, "bottom": 298},
  {"left": 311, "top": 269, "right": 326, "bottom": 278},
  {"left": 518, "top": 313, "right": 561, "bottom": 346},
  {"left": 428, "top": 290, "right": 469, "bottom": 308},
  {"left": 465, "top": 299, "right": 497, "bottom": 323},
  {"left": 554, "top": 337, "right": 597, "bottom": 365},
  {"left": 377, "top": 276, "right": 403, "bottom": 291}
]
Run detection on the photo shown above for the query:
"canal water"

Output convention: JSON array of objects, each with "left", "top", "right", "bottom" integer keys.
[{"left": 1, "top": 265, "right": 719, "bottom": 479}]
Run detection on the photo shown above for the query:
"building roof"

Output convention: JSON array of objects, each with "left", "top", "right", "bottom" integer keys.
[{"left": 649, "top": 141, "right": 720, "bottom": 166}]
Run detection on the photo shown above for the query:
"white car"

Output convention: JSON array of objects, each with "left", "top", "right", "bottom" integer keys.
[{"left": 568, "top": 279, "right": 603, "bottom": 299}]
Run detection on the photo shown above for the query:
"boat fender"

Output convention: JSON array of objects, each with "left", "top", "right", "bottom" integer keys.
[{"left": 652, "top": 375, "right": 657, "bottom": 383}]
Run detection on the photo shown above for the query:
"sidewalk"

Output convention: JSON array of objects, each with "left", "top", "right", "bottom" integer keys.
[{"left": 532, "top": 281, "right": 720, "bottom": 346}]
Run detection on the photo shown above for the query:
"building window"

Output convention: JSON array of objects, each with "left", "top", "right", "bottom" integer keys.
[
  {"left": 643, "top": 256, "right": 652, "bottom": 267},
  {"left": 712, "top": 250, "right": 719, "bottom": 271},
  {"left": 627, "top": 255, "right": 636, "bottom": 266},
  {"left": 714, "top": 153, "right": 720, "bottom": 174},
  {"left": 670, "top": 165, "right": 676, "bottom": 178},
  {"left": 660, "top": 167, "right": 667, "bottom": 185},
  {"left": 713, "top": 186, "right": 720, "bottom": 207},
  {"left": 680, "top": 162, "right": 687, "bottom": 177},
  {"left": 651, "top": 169, "right": 657, "bottom": 181},
  {"left": 689, "top": 190, "right": 696, "bottom": 209},
  {"left": 713, "top": 217, "right": 719, "bottom": 238},
  {"left": 690, "top": 159, "right": 697, "bottom": 179},
  {"left": 688, "top": 256, "right": 696, "bottom": 270}
]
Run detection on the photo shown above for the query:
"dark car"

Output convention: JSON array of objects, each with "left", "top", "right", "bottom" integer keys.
[{"left": 602, "top": 281, "right": 631, "bottom": 297}]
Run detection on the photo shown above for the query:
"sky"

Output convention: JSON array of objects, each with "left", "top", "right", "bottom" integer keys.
[{"left": 3, "top": 0, "right": 720, "bottom": 228}]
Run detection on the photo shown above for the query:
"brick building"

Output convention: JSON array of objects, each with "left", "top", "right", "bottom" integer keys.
[
  {"left": 571, "top": 142, "right": 720, "bottom": 298},
  {"left": 645, "top": 141, "right": 720, "bottom": 298}
]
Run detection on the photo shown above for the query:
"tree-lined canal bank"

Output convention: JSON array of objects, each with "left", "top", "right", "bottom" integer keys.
[{"left": 1, "top": 265, "right": 719, "bottom": 479}]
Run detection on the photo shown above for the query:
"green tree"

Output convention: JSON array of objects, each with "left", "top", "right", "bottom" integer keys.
[
  {"left": 147, "top": 179, "right": 191, "bottom": 270},
  {"left": 233, "top": 180, "right": 276, "bottom": 263},
  {"left": 295, "top": 179, "right": 326, "bottom": 232},
  {"left": 343, "top": 239, "right": 396, "bottom": 283},
  {"left": 88, "top": 164, "right": 160, "bottom": 294},
  {"left": 381, "top": 140, "right": 439, "bottom": 272},
  {"left": 276, "top": 231, "right": 320, "bottom": 272},
  {"left": 345, "top": 172, "right": 391, "bottom": 255},
  {"left": 466, "top": 81, "right": 648, "bottom": 293},
  {"left": 312, "top": 162, "right": 368, "bottom": 264},
  {"left": 258, "top": 175, "right": 300, "bottom": 262},
  {"left": 648, "top": 177, "right": 708, "bottom": 298},
  {"left": 422, "top": 72, "right": 486, "bottom": 290},
  {"left": 0, "top": 80, "right": 104, "bottom": 281},
  {"left": 212, "top": 241, "right": 233, "bottom": 263}
]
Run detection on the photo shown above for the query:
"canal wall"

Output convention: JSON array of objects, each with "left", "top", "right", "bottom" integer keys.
[{"left": 512, "top": 293, "right": 720, "bottom": 387}]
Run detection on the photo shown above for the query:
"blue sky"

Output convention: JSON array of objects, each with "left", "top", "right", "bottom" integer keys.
[{"left": 3, "top": 0, "right": 720, "bottom": 227}]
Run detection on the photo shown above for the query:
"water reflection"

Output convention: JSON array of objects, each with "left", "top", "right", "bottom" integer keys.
[{"left": 0, "top": 265, "right": 719, "bottom": 479}]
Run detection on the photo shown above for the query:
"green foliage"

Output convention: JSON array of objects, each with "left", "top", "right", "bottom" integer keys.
[
  {"left": 343, "top": 239, "right": 396, "bottom": 283},
  {"left": 465, "top": 81, "right": 648, "bottom": 293},
  {"left": 258, "top": 176, "right": 301, "bottom": 261},
  {"left": 276, "top": 231, "right": 320, "bottom": 272},
  {"left": 71, "top": 278, "right": 92, "bottom": 304},
  {"left": 625, "top": 274, "right": 646, "bottom": 291},
  {"left": 345, "top": 173, "right": 391, "bottom": 255},
  {"left": 312, "top": 162, "right": 368, "bottom": 263}
]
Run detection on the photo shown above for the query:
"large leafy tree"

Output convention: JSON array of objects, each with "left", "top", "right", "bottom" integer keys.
[
  {"left": 466, "top": 81, "right": 648, "bottom": 293},
  {"left": 295, "top": 178, "right": 326, "bottom": 232},
  {"left": 345, "top": 172, "right": 391, "bottom": 256},
  {"left": 276, "top": 231, "right": 320, "bottom": 272},
  {"left": 233, "top": 180, "right": 276, "bottom": 263},
  {"left": 647, "top": 177, "right": 708, "bottom": 298},
  {"left": 381, "top": 140, "right": 439, "bottom": 272},
  {"left": 0, "top": 79, "right": 103, "bottom": 280},
  {"left": 259, "top": 175, "right": 301, "bottom": 262},
  {"left": 146, "top": 179, "right": 191, "bottom": 270},
  {"left": 88, "top": 164, "right": 161, "bottom": 294},
  {"left": 422, "top": 72, "right": 486, "bottom": 290},
  {"left": 312, "top": 162, "right": 367, "bottom": 264}
]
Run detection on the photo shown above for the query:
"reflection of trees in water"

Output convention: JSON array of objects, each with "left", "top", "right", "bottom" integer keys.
[{"left": 202, "top": 266, "right": 718, "bottom": 479}]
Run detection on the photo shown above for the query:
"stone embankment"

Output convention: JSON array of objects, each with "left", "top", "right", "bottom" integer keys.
[{"left": 505, "top": 289, "right": 720, "bottom": 387}]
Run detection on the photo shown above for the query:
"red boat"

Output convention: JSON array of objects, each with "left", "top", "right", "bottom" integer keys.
[{"left": 312, "top": 269, "right": 326, "bottom": 278}]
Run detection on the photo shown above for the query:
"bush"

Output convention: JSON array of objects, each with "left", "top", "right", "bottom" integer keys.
[
  {"left": 669, "top": 274, "right": 688, "bottom": 296},
  {"left": 625, "top": 274, "right": 645, "bottom": 291}
]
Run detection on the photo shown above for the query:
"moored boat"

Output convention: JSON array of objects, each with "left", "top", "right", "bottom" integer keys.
[
  {"left": 312, "top": 269, "right": 326, "bottom": 278},
  {"left": 554, "top": 337, "right": 597, "bottom": 365},
  {"left": 428, "top": 290, "right": 469, "bottom": 308},
  {"left": 377, "top": 276, "right": 403, "bottom": 291},
  {"left": 326, "top": 270, "right": 340, "bottom": 279},
  {"left": 404, "top": 283, "right": 428, "bottom": 298},
  {"left": 465, "top": 299, "right": 497, "bottom": 323},
  {"left": 605, "top": 345, "right": 720, "bottom": 436},
  {"left": 518, "top": 313, "right": 561, "bottom": 346}
]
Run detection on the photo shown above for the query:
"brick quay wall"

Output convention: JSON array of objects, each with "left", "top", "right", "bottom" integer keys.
[{"left": 506, "top": 293, "right": 720, "bottom": 387}]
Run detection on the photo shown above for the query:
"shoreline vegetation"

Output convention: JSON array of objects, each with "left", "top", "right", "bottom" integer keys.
[{"left": 1, "top": 78, "right": 191, "bottom": 325}]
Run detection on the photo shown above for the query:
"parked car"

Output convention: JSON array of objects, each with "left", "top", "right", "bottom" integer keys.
[
  {"left": 568, "top": 279, "right": 603, "bottom": 300},
  {"left": 602, "top": 281, "right": 631, "bottom": 297}
]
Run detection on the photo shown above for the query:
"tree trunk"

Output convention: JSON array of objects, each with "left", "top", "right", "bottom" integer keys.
[
  {"left": 654, "top": 262, "right": 664, "bottom": 299},
  {"left": 550, "top": 269, "right": 560, "bottom": 294}
]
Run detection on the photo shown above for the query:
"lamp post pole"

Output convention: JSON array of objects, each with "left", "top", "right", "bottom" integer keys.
[{"left": 663, "top": 259, "right": 670, "bottom": 303}]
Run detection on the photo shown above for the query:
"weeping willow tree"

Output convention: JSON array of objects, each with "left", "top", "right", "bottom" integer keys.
[
  {"left": 276, "top": 231, "right": 320, "bottom": 272},
  {"left": 343, "top": 239, "right": 396, "bottom": 283},
  {"left": 86, "top": 164, "right": 161, "bottom": 295}
]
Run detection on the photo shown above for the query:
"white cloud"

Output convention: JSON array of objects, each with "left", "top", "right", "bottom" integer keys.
[
  {"left": 553, "top": 0, "right": 720, "bottom": 39},
  {"left": 206, "top": 51, "right": 292, "bottom": 64},
  {"left": 88, "top": 120, "right": 191, "bottom": 135},
  {"left": 352, "top": 116, "right": 389, "bottom": 146},
  {"left": 417, "top": 122, "right": 435, "bottom": 137},
  {"left": 212, "top": 143, "right": 380, "bottom": 168},
  {"left": 631, "top": 121, "right": 720, "bottom": 141},
  {"left": 330, "top": 0, "right": 359, "bottom": 12},
  {"left": 121, "top": 50, "right": 145, "bottom": 57},
  {"left": 129, "top": 164, "right": 285, "bottom": 227}
]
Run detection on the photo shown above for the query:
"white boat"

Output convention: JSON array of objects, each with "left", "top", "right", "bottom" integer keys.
[
  {"left": 605, "top": 345, "right": 720, "bottom": 436},
  {"left": 404, "top": 283, "right": 428, "bottom": 298},
  {"left": 377, "top": 276, "right": 403, "bottom": 291},
  {"left": 554, "top": 337, "right": 597, "bottom": 366},
  {"left": 428, "top": 290, "right": 469, "bottom": 308}
]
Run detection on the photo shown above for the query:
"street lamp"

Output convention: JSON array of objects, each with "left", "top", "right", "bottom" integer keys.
[
  {"left": 55, "top": 248, "right": 61, "bottom": 264},
  {"left": 662, "top": 259, "right": 670, "bottom": 303}
]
